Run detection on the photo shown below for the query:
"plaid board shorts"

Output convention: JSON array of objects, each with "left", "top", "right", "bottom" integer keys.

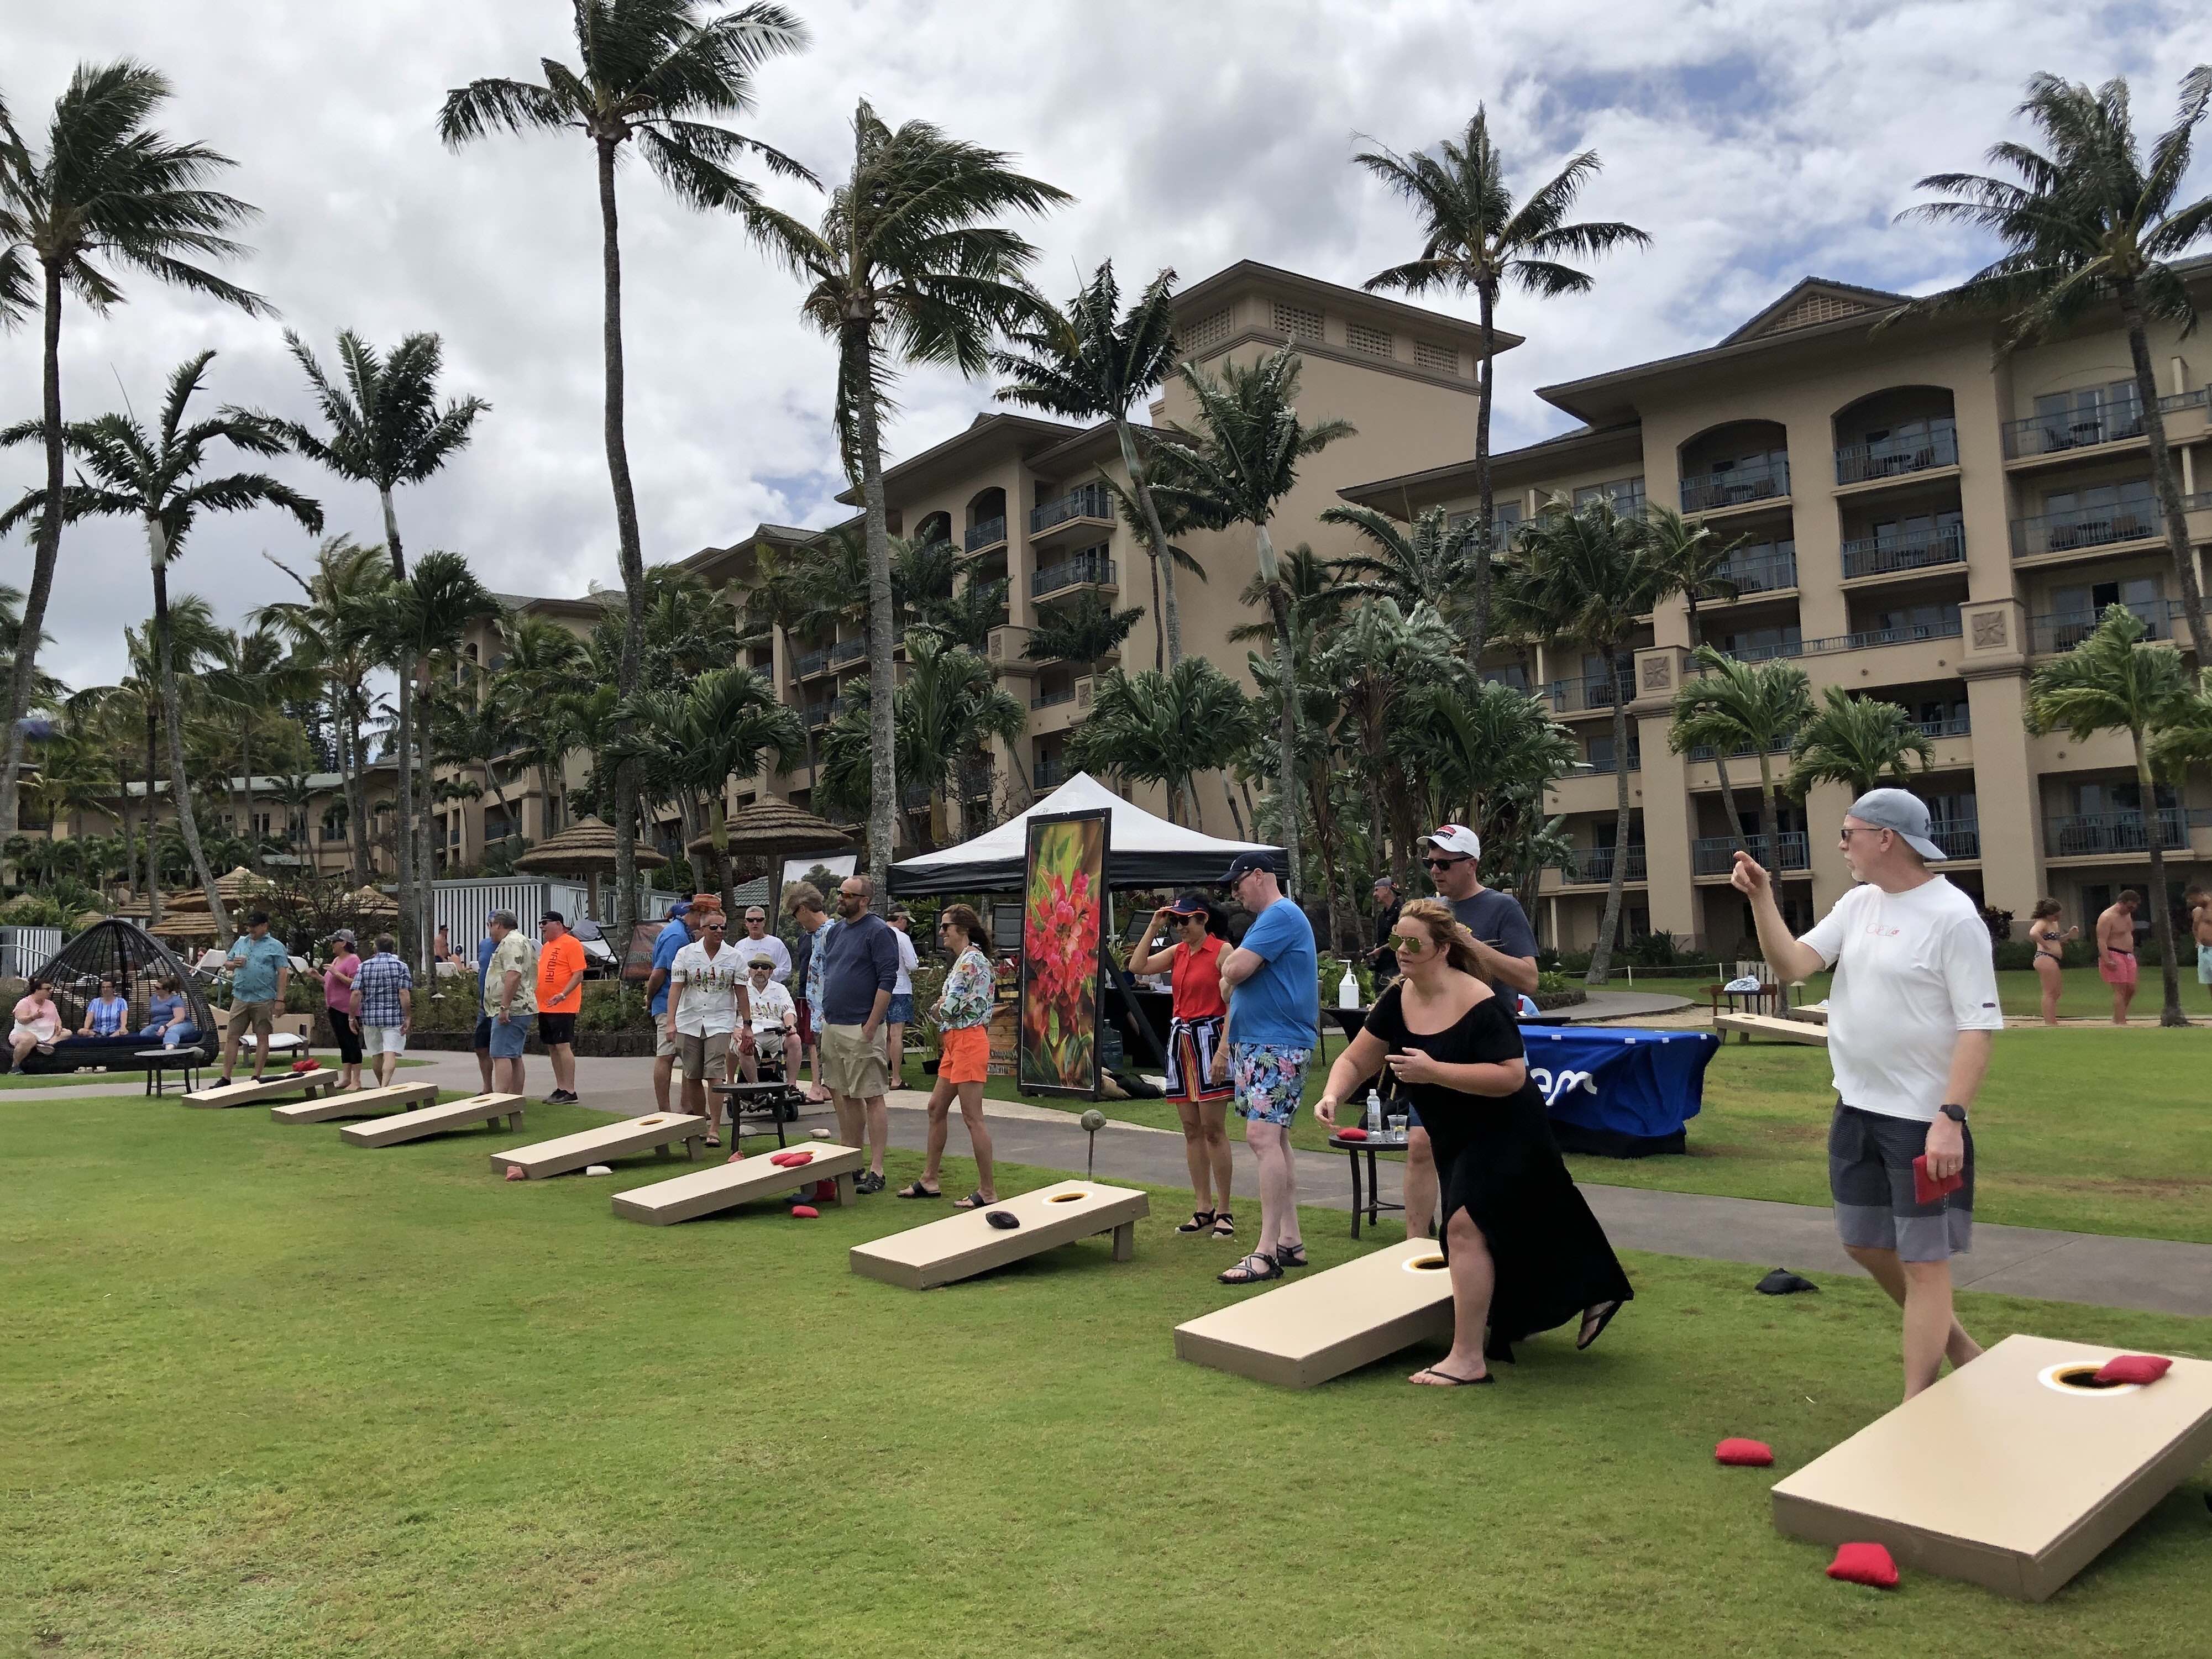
[
  {"left": 1829, "top": 1102, "right": 1974, "bottom": 1262},
  {"left": 1229, "top": 1042, "right": 1311, "bottom": 1126}
]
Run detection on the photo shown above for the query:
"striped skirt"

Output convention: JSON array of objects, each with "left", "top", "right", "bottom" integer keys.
[{"left": 1164, "top": 1013, "right": 1232, "bottom": 1104}]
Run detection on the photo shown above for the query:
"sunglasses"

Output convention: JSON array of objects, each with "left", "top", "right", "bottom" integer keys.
[
  {"left": 1422, "top": 855, "right": 1467, "bottom": 871},
  {"left": 1387, "top": 933, "right": 1428, "bottom": 953},
  {"left": 702, "top": 921, "right": 727, "bottom": 931}
]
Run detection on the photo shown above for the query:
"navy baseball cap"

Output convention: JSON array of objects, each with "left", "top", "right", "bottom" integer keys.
[
  {"left": 668, "top": 899, "right": 692, "bottom": 916},
  {"left": 1220, "top": 851, "right": 1280, "bottom": 888}
]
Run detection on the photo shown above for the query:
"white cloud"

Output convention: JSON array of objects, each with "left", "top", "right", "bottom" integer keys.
[{"left": 4, "top": 0, "right": 2205, "bottom": 691}]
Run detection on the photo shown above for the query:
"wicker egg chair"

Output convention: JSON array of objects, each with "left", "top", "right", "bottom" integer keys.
[{"left": 6, "top": 917, "right": 217, "bottom": 1074}]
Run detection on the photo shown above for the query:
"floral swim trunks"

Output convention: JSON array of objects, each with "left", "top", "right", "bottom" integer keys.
[{"left": 1229, "top": 1042, "right": 1311, "bottom": 1126}]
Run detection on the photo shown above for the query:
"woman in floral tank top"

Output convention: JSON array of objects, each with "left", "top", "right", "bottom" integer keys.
[{"left": 900, "top": 904, "right": 1000, "bottom": 1209}]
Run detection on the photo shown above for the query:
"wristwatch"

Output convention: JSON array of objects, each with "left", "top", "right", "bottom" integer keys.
[{"left": 1938, "top": 1102, "right": 1968, "bottom": 1124}]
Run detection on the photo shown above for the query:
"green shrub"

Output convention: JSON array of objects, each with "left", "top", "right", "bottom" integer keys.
[
  {"left": 1, "top": 893, "right": 66, "bottom": 927},
  {"left": 1993, "top": 937, "right": 2094, "bottom": 971},
  {"left": 576, "top": 979, "right": 648, "bottom": 1032}
]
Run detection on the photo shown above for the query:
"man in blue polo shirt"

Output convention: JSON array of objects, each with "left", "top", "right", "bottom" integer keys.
[
  {"left": 472, "top": 930, "right": 498, "bottom": 1092},
  {"left": 644, "top": 900, "right": 694, "bottom": 1112},
  {"left": 211, "top": 911, "right": 293, "bottom": 1088}
]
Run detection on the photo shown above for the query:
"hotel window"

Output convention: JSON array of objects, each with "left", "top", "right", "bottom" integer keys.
[
  {"left": 1346, "top": 322, "right": 1392, "bottom": 358},
  {"left": 1271, "top": 302, "right": 1324, "bottom": 342},
  {"left": 1573, "top": 476, "right": 1647, "bottom": 514},
  {"left": 1415, "top": 339, "right": 1460, "bottom": 374}
]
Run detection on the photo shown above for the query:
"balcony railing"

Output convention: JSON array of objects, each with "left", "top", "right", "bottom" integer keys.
[
  {"left": 1835, "top": 423, "right": 1958, "bottom": 485},
  {"left": 1927, "top": 822, "right": 1982, "bottom": 859},
  {"left": 2045, "top": 808, "right": 2192, "bottom": 856},
  {"left": 1731, "top": 634, "right": 1806, "bottom": 662},
  {"left": 963, "top": 514, "right": 1007, "bottom": 552},
  {"left": 1559, "top": 845, "right": 1648, "bottom": 884},
  {"left": 1687, "top": 735, "right": 1795, "bottom": 761},
  {"left": 794, "top": 647, "right": 829, "bottom": 678},
  {"left": 1712, "top": 545, "right": 1797, "bottom": 595},
  {"left": 1583, "top": 749, "right": 1642, "bottom": 775},
  {"left": 829, "top": 637, "right": 868, "bottom": 666},
  {"left": 1031, "top": 556, "right": 1117, "bottom": 599},
  {"left": 2003, "top": 393, "right": 2146, "bottom": 459},
  {"left": 1841, "top": 523, "right": 1965, "bottom": 579},
  {"left": 2011, "top": 498, "right": 2160, "bottom": 557},
  {"left": 1680, "top": 457, "right": 1789, "bottom": 512},
  {"left": 1029, "top": 485, "right": 1114, "bottom": 534},
  {"left": 1543, "top": 673, "right": 1635, "bottom": 714},
  {"left": 1033, "top": 759, "right": 1068, "bottom": 791},
  {"left": 958, "top": 764, "right": 994, "bottom": 802},
  {"left": 1794, "top": 615, "right": 1964, "bottom": 655},
  {"left": 1031, "top": 688, "right": 1076, "bottom": 711},
  {"left": 2029, "top": 598, "right": 2181, "bottom": 655},
  {"left": 1915, "top": 714, "right": 1972, "bottom": 738},
  {"left": 802, "top": 701, "right": 833, "bottom": 729},
  {"left": 1692, "top": 831, "right": 1809, "bottom": 875}
]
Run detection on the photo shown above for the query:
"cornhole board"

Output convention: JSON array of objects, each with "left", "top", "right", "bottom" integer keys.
[
  {"left": 611, "top": 1143, "right": 864, "bottom": 1226},
  {"left": 1716, "top": 1011, "right": 1828, "bottom": 1047},
  {"left": 270, "top": 1080, "right": 438, "bottom": 1124},
  {"left": 1173, "top": 1237, "right": 1454, "bottom": 1388},
  {"left": 342, "top": 1093, "right": 527, "bottom": 1147},
  {"left": 182, "top": 1069, "right": 340, "bottom": 1109},
  {"left": 1786, "top": 1002, "right": 1830, "bottom": 1026},
  {"left": 1772, "top": 1334, "right": 2212, "bottom": 1600},
  {"left": 489, "top": 1112, "right": 707, "bottom": 1179},
  {"left": 848, "top": 1179, "right": 1149, "bottom": 1290}
]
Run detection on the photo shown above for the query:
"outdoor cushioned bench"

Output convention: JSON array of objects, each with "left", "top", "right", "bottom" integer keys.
[
  {"left": 849, "top": 1179, "right": 1148, "bottom": 1290},
  {"left": 270, "top": 1080, "right": 438, "bottom": 1124},
  {"left": 489, "top": 1112, "right": 709, "bottom": 1179},
  {"left": 612, "top": 1142, "right": 864, "bottom": 1225},
  {"left": 341, "top": 1093, "right": 526, "bottom": 1147}
]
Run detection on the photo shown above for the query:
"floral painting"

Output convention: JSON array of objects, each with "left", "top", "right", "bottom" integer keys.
[{"left": 1018, "top": 810, "right": 1109, "bottom": 1096}]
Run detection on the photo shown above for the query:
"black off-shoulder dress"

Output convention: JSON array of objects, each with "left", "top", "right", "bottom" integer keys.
[{"left": 1367, "top": 982, "right": 1633, "bottom": 1345}]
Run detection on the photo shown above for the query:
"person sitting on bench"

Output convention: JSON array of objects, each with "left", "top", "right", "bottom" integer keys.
[
  {"left": 11, "top": 978, "right": 64, "bottom": 1066},
  {"left": 75, "top": 975, "right": 130, "bottom": 1040},
  {"left": 738, "top": 954, "right": 795, "bottom": 1084},
  {"left": 139, "top": 977, "right": 200, "bottom": 1048}
]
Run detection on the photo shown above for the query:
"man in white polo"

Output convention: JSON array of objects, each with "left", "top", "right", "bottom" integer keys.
[{"left": 1733, "top": 787, "right": 2003, "bottom": 1400}]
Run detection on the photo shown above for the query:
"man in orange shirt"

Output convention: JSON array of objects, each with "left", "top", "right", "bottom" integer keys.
[{"left": 537, "top": 911, "right": 588, "bottom": 1104}]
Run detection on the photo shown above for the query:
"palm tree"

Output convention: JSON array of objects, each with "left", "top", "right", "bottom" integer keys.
[
  {"left": 0, "top": 582, "right": 66, "bottom": 717},
  {"left": 740, "top": 540, "right": 823, "bottom": 780},
  {"left": 1784, "top": 686, "right": 1935, "bottom": 801},
  {"left": 992, "top": 260, "right": 1191, "bottom": 662},
  {"left": 1640, "top": 505, "right": 1753, "bottom": 849},
  {"left": 1894, "top": 67, "right": 2212, "bottom": 661},
  {"left": 1398, "top": 677, "right": 1581, "bottom": 911},
  {"left": 1147, "top": 348, "right": 1354, "bottom": 895},
  {"left": 440, "top": 1, "right": 813, "bottom": 930},
  {"left": 1023, "top": 591, "right": 1143, "bottom": 680},
  {"left": 752, "top": 99, "right": 1068, "bottom": 899},
  {"left": 1319, "top": 503, "right": 1482, "bottom": 645},
  {"left": 39, "top": 352, "right": 322, "bottom": 938},
  {"left": 1355, "top": 109, "right": 1650, "bottom": 668},
  {"left": 1317, "top": 596, "right": 1461, "bottom": 883},
  {"left": 278, "top": 330, "right": 486, "bottom": 947},
  {"left": 1504, "top": 501, "right": 1670, "bottom": 983},
  {"left": 1094, "top": 471, "right": 1209, "bottom": 671},
  {"left": 207, "top": 622, "right": 316, "bottom": 870},
  {"left": 2028, "top": 603, "right": 2197, "bottom": 1026},
  {"left": 1666, "top": 647, "right": 1812, "bottom": 869},
  {"left": 0, "top": 61, "right": 270, "bottom": 840},
  {"left": 339, "top": 553, "right": 505, "bottom": 965},
  {"left": 258, "top": 538, "right": 395, "bottom": 883},
  {"left": 485, "top": 613, "right": 588, "bottom": 841},
  {"left": 1069, "top": 657, "right": 1258, "bottom": 832}
]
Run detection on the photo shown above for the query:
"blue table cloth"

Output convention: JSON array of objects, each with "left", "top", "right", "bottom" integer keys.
[{"left": 1518, "top": 1024, "right": 1721, "bottom": 1158}]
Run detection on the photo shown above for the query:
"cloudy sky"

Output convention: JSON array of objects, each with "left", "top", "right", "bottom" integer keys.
[{"left": 8, "top": 0, "right": 2205, "bottom": 691}]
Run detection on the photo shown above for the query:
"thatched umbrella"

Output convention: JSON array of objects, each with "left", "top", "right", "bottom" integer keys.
[
  {"left": 348, "top": 885, "right": 400, "bottom": 919},
  {"left": 164, "top": 865, "right": 277, "bottom": 912},
  {"left": 689, "top": 797, "right": 853, "bottom": 914},
  {"left": 514, "top": 817, "right": 667, "bottom": 923},
  {"left": 149, "top": 909, "right": 222, "bottom": 941}
]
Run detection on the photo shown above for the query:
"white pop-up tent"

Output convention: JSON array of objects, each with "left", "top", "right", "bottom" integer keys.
[{"left": 889, "top": 771, "right": 1281, "bottom": 896}]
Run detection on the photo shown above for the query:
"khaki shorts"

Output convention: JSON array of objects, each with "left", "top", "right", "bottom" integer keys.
[
  {"left": 226, "top": 1000, "right": 276, "bottom": 1038},
  {"left": 820, "top": 1022, "right": 890, "bottom": 1100},
  {"left": 674, "top": 1028, "right": 731, "bottom": 1083}
]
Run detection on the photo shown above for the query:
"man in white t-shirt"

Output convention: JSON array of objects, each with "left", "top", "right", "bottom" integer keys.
[
  {"left": 1733, "top": 787, "right": 2004, "bottom": 1399},
  {"left": 665, "top": 912, "right": 752, "bottom": 1148}
]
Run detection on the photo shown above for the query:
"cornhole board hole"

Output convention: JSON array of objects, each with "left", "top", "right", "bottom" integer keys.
[
  {"left": 848, "top": 1179, "right": 1149, "bottom": 1290},
  {"left": 1771, "top": 1334, "right": 2212, "bottom": 1600},
  {"left": 270, "top": 1080, "right": 438, "bottom": 1124},
  {"left": 612, "top": 1143, "right": 864, "bottom": 1226},
  {"left": 342, "top": 1093, "right": 527, "bottom": 1147},
  {"left": 488, "top": 1112, "right": 707, "bottom": 1180},
  {"left": 1716, "top": 1011, "right": 1828, "bottom": 1047},
  {"left": 1173, "top": 1238, "right": 1454, "bottom": 1388},
  {"left": 182, "top": 1069, "right": 339, "bottom": 1109}
]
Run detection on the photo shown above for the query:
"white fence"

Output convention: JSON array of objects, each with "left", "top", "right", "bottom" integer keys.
[
  {"left": 431, "top": 879, "right": 683, "bottom": 958},
  {"left": 0, "top": 926, "right": 64, "bottom": 979}
]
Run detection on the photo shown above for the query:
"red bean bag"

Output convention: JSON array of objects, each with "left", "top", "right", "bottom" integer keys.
[
  {"left": 1714, "top": 1438, "right": 1774, "bottom": 1467},
  {"left": 2094, "top": 1353, "right": 2173, "bottom": 1385},
  {"left": 726, "top": 1151, "right": 744, "bottom": 1164},
  {"left": 290, "top": 1058, "right": 321, "bottom": 1073},
  {"left": 504, "top": 1165, "right": 526, "bottom": 1182},
  {"left": 790, "top": 1204, "right": 819, "bottom": 1219},
  {"left": 1826, "top": 1542, "right": 1898, "bottom": 1588},
  {"left": 1336, "top": 1126, "right": 1369, "bottom": 1141},
  {"left": 768, "top": 1150, "right": 814, "bottom": 1168},
  {"left": 811, "top": 1178, "right": 837, "bottom": 1203}
]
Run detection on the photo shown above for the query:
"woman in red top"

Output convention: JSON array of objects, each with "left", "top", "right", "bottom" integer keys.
[{"left": 1130, "top": 893, "right": 1236, "bottom": 1238}]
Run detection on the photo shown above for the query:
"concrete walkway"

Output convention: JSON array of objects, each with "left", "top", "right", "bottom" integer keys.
[
  {"left": 1547, "top": 990, "right": 1695, "bottom": 1023},
  {"left": 55, "top": 1046, "right": 2210, "bottom": 1320}
]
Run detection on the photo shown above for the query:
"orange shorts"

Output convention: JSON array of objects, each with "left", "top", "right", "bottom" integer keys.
[{"left": 938, "top": 1023, "right": 990, "bottom": 1084}]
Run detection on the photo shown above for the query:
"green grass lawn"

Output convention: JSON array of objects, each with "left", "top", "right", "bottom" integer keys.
[
  {"left": 992, "top": 1027, "right": 2212, "bottom": 1243},
  {"left": 4, "top": 1089, "right": 2209, "bottom": 1658}
]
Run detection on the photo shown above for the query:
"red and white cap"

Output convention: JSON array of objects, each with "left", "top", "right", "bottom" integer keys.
[{"left": 1419, "top": 824, "right": 1481, "bottom": 859}]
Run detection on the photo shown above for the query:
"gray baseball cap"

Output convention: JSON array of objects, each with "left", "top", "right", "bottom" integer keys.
[{"left": 1846, "top": 788, "right": 1945, "bottom": 861}]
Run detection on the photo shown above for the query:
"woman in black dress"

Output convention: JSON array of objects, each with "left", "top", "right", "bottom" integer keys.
[{"left": 1317, "top": 899, "right": 1631, "bottom": 1386}]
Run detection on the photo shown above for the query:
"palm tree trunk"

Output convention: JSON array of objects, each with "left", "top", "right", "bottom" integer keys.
[
  {"left": 848, "top": 321, "right": 899, "bottom": 910},
  {"left": 0, "top": 263, "right": 66, "bottom": 842},
  {"left": 1142, "top": 541, "right": 1165, "bottom": 673},
  {"left": 151, "top": 556, "right": 232, "bottom": 943},
  {"left": 394, "top": 669, "right": 418, "bottom": 963},
  {"left": 1755, "top": 753, "right": 1783, "bottom": 873},
  {"left": 344, "top": 694, "right": 371, "bottom": 885},
  {"left": 1256, "top": 523, "right": 1302, "bottom": 896},
  {"left": 2134, "top": 733, "right": 2188, "bottom": 1026},
  {"left": 239, "top": 718, "right": 256, "bottom": 872},
  {"left": 1465, "top": 282, "right": 1498, "bottom": 669},
  {"left": 144, "top": 707, "right": 163, "bottom": 926},
  {"left": 1116, "top": 421, "right": 1181, "bottom": 668},
  {"left": 1586, "top": 657, "right": 1632, "bottom": 985},
  {"left": 1686, "top": 601, "right": 1749, "bottom": 853},
  {"left": 416, "top": 658, "right": 439, "bottom": 963},
  {"left": 2119, "top": 283, "right": 2210, "bottom": 664},
  {"left": 596, "top": 134, "right": 649, "bottom": 948}
]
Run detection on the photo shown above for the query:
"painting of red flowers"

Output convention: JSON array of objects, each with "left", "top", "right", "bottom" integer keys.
[{"left": 1018, "top": 810, "right": 1110, "bottom": 1096}]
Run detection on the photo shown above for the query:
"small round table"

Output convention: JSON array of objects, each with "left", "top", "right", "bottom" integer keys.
[
  {"left": 1327, "top": 1128, "right": 1409, "bottom": 1239},
  {"left": 138, "top": 1048, "right": 204, "bottom": 1096}
]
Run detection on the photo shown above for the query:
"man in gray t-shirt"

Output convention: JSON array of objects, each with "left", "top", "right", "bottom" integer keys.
[{"left": 1404, "top": 825, "right": 1539, "bottom": 1238}]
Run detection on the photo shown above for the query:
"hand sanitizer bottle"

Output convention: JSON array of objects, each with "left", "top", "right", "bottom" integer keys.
[{"left": 1338, "top": 964, "right": 1361, "bottom": 1009}]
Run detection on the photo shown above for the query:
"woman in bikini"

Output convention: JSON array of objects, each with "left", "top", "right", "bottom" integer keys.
[
  {"left": 2027, "top": 899, "right": 2077, "bottom": 1028},
  {"left": 1128, "top": 893, "right": 1238, "bottom": 1240}
]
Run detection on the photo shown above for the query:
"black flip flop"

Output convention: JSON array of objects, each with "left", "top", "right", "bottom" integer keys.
[
  {"left": 1577, "top": 1300, "right": 1624, "bottom": 1351},
  {"left": 953, "top": 1190, "right": 991, "bottom": 1210},
  {"left": 896, "top": 1180, "right": 941, "bottom": 1199},
  {"left": 1412, "top": 1367, "right": 1493, "bottom": 1386},
  {"left": 1176, "top": 1210, "right": 1217, "bottom": 1234}
]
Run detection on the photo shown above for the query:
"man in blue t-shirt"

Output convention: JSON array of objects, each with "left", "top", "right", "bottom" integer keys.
[
  {"left": 212, "top": 911, "right": 293, "bottom": 1088},
  {"left": 643, "top": 900, "right": 694, "bottom": 1113},
  {"left": 472, "top": 932, "right": 499, "bottom": 1092},
  {"left": 1212, "top": 851, "right": 1318, "bottom": 1287}
]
